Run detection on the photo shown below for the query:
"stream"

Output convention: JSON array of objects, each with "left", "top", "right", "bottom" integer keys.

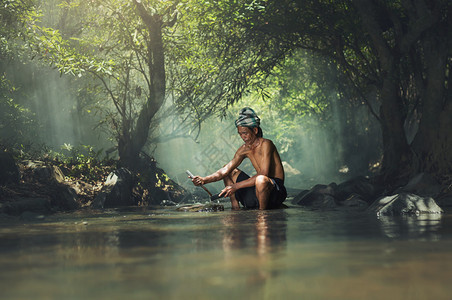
[{"left": 1, "top": 202, "right": 451, "bottom": 299}]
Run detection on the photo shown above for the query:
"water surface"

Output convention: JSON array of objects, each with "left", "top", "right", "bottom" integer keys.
[{"left": 1, "top": 202, "right": 451, "bottom": 299}]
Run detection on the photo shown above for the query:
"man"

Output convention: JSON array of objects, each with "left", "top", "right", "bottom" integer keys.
[{"left": 191, "top": 107, "right": 287, "bottom": 210}]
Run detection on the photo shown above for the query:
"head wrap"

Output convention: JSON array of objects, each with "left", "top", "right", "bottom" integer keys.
[{"left": 235, "top": 107, "right": 260, "bottom": 128}]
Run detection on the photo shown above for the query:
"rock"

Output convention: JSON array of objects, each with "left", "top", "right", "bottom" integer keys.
[
  {"left": 51, "top": 166, "right": 66, "bottom": 183},
  {"left": 291, "top": 189, "right": 309, "bottom": 205},
  {"left": 2, "top": 197, "right": 51, "bottom": 215},
  {"left": 21, "top": 161, "right": 79, "bottom": 211},
  {"left": 33, "top": 165, "right": 66, "bottom": 183},
  {"left": 335, "top": 176, "right": 379, "bottom": 203},
  {"left": 92, "top": 168, "right": 135, "bottom": 208},
  {"left": 292, "top": 183, "right": 338, "bottom": 209},
  {"left": 51, "top": 185, "right": 79, "bottom": 211},
  {"left": 395, "top": 173, "right": 442, "bottom": 197},
  {"left": 340, "top": 194, "right": 369, "bottom": 211},
  {"left": 0, "top": 151, "right": 20, "bottom": 185},
  {"left": 367, "top": 193, "right": 443, "bottom": 216}
]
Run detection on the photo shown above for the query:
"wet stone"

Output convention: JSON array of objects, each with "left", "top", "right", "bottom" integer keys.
[{"left": 367, "top": 193, "right": 443, "bottom": 216}]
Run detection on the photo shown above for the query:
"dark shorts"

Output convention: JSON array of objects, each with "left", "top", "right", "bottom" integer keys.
[{"left": 234, "top": 171, "right": 287, "bottom": 209}]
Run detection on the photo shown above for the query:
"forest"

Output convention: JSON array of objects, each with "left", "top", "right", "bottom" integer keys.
[{"left": 1, "top": 0, "right": 451, "bottom": 212}]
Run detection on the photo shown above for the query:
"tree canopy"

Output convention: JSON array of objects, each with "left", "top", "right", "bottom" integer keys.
[
  {"left": 1, "top": 0, "right": 451, "bottom": 183},
  {"left": 196, "top": 0, "right": 452, "bottom": 182}
]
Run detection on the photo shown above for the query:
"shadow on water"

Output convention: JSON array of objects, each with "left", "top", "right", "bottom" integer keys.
[{"left": 0, "top": 205, "right": 452, "bottom": 299}]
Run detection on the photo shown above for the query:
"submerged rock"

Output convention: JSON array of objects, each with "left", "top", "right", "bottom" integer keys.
[
  {"left": 367, "top": 193, "right": 443, "bottom": 216},
  {"left": 176, "top": 203, "right": 224, "bottom": 212}
]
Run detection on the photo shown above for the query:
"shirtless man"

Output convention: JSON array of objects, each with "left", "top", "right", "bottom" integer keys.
[{"left": 191, "top": 107, "right": 287, "bottom": 210}]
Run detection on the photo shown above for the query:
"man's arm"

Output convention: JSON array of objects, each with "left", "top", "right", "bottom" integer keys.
[{"left": 194, "top": 148, "right": 246, "bottom": 185}]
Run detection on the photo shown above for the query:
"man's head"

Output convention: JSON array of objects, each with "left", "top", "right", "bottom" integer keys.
[{"left": 235, "top": 107, "right": 263, "bottom": 138}]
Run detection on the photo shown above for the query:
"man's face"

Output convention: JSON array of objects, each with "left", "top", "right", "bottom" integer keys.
[{"left": 237, "top": 126, "right": 257, "bottom": 144}]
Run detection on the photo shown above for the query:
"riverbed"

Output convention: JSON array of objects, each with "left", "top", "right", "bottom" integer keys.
[{"left": 1, "top": 202, "right": 451, "bottom": 300}]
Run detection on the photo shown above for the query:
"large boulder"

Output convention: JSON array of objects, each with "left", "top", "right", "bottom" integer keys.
[
  {"left": 24, "top": 162, "right": 79, "bottom": 211},
  {"left": 92, "top": 168, "right": 136, "bottom": 208},
  {"left": 0, "top": 151, "right": 20, "bottom": 185},
  {"left": 291, "top": 176, "right": 382, "bottom": 210},
  {"left": 339, "top": 194, "right": 369, "bottom": 211},
  {"left": 292, "top": 183, "right": 338, "bottom": 209},
  {"left": 51, "top": 184, "right": 79, "bottom": 211},
  {"left": 367, "top": 193, "right": 443, "bottom": 216},
  {"left": 335, "top": 176, "right": 380, "bottom": 203},
  {"left": 31, "top": 164, "right": 66, "bottom": 184}
]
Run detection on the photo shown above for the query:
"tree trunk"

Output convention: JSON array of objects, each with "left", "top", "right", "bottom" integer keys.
[
  {"left": 378, "top": 71, "right": 411, "bottom": 179},
  {"left": 434, "top": 100, "right": 452, "bottom": 178},
  {"left": 118, "top": 2, "right": 167, "bottom": 170},
  {"left": 353, "top": 0, "right": 411, "bottom": 180},
  {"left": 411, "top": 31, "right": 451, "bottom": 179}
]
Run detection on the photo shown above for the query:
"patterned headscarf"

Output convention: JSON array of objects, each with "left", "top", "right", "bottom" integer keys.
[{"left": 234, "top": 107, "right": 260, "bottom": 128}]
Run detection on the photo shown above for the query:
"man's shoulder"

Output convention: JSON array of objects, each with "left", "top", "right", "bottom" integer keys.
[
  {"left": 261, "top": 138, "right": 276, "bottom": 148},
  {"left": 235, "top": 144, "right": 248, "bottom": 155}
]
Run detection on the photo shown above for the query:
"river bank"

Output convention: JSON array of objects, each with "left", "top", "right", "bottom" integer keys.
[{"left": 1, "top": 150, "right": 451, "bottom": 219}]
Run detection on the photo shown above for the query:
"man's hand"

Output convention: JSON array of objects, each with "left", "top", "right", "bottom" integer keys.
[
  {"left": 191, "top": 176, "right": 205, "bottom": 186},
  {"left": 219, "top": 184, "right": 237, "bottom": 197}
]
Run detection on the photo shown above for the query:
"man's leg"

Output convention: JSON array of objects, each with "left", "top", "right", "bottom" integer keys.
[
  {"left": 223, "top": 169, "right": 241, "bottom": 209},
  {"left": 255, "top": 175, "right": 274, "bottom": 210}
]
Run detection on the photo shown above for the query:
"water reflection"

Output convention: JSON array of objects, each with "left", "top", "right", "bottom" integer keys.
[
  {"left": 377, "top": 213, "right": 443, "bottom": 241},
  {"left": 220, "top": 210, "right": 287, "bottom": 254},
  {"left": 3, "top": 207, "right": 452, "bottom": 299},
  {"left": 220, "top": 210, "right": 288, "bottom": 287}
]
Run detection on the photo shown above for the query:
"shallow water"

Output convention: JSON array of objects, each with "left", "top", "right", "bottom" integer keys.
[{"left": 1, "top": 202, "right": 452, "bottom": 300}]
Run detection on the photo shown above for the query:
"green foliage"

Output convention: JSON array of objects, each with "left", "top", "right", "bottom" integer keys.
[
  {"left": 0, "top": 74, "right": 38, "bottom": 147},
  {"left": 0, "top": 0, "right": 34, "bottom": 56},
  {"left": 48, "top": 143, "right": 116, "bottom": 183},
  {"left": 27, "top": 22, "right": 115, "bottom": 77},
  {"left": 7, "top": 0, "right": 439, "bottom": 179}
]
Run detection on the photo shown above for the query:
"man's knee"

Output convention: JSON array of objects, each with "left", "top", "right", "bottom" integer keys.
[{"left": 255, "top": 175, "right": 273, "bottom": 192}]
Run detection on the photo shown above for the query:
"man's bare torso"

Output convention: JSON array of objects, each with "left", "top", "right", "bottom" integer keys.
[{"left": 237, "top": 138, "right": 285, "bottom": 181}]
